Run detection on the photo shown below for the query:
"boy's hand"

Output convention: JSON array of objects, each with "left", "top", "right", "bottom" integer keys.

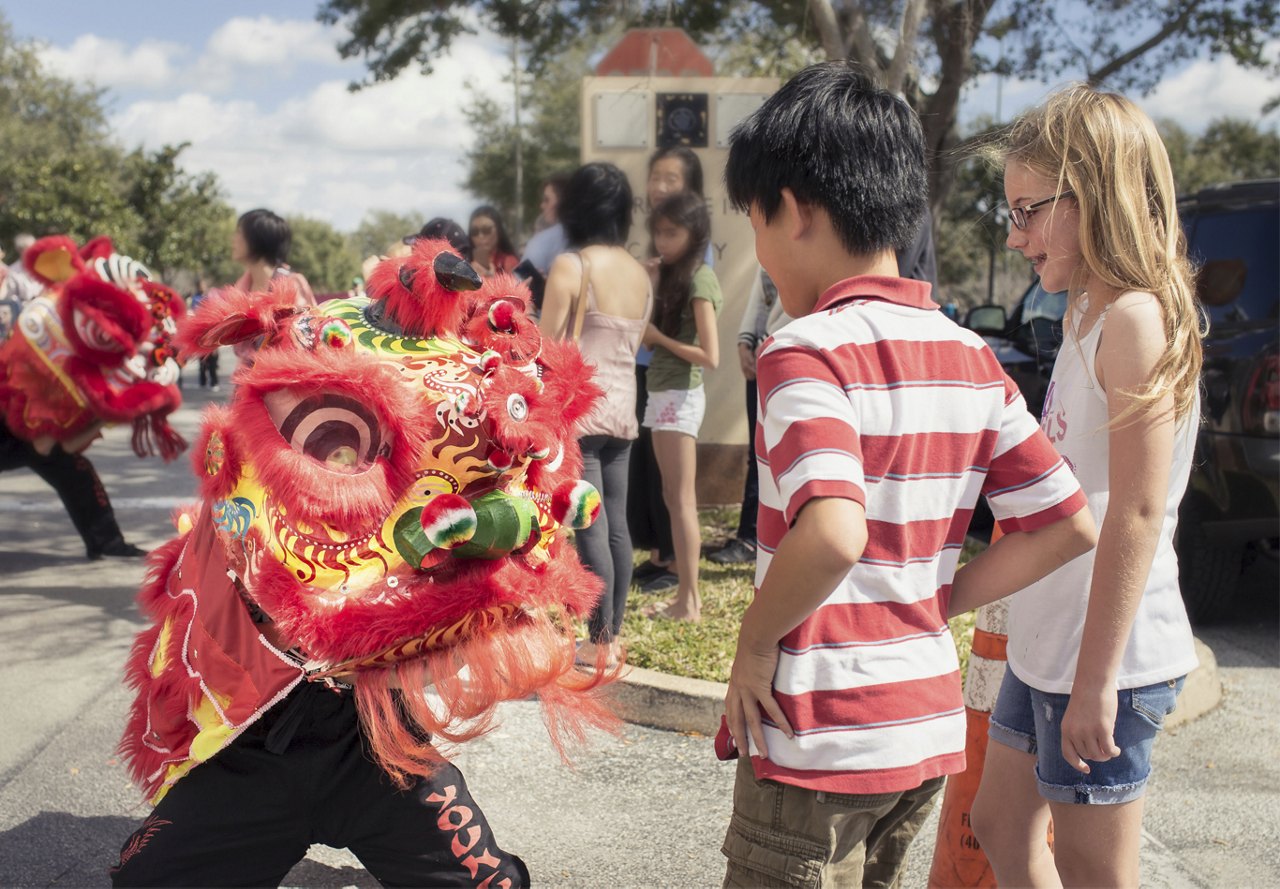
[
  {"left": 725, "top": 634, "right": 793, "bottom": 759},
  {"left": 1060, "top": 681, "right": 1120, "bottom": 773}
]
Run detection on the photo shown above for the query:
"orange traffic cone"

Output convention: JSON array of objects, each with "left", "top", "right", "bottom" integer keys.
[
  {"left": 929, "top": 525, "right": 1054, "bottom": 887},
  {"left": 927, "top": 598, "right": 1009, "bottom": 888}
]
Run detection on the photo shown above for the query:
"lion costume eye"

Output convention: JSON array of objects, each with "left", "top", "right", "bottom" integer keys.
[{"left": 267, "top": 392, "right": 390, "bottom": 474}]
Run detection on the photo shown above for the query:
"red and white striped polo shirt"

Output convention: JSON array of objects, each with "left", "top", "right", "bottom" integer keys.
[{"left": 751, "top": 274, "right": 1086, "bottom": 794}]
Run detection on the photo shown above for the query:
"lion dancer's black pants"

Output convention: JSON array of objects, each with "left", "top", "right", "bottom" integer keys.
[
  {"left": 110, "top": 681, "right": 529, "bottom": 888},
  {"left": 0, "top": 423, "right": 127, "bottom": 558}
]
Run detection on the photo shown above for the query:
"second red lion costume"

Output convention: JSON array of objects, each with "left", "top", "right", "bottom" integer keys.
[{"left": 0, "top": 235, "right": 186, "bottom": 459}]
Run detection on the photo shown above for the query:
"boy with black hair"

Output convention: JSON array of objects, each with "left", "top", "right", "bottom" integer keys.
[{"left": 718, "top": 60, "right": 1098, "bottom": 886}]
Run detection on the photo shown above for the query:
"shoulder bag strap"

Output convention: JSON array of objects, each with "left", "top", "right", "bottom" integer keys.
[{"left": 566, "top": 251, "right": 590, "bottom": 342}]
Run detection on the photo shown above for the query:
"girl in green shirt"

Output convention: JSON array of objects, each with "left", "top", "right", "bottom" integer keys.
[{"left": 641, "top": 192, "right": 722, "bottom": 622}]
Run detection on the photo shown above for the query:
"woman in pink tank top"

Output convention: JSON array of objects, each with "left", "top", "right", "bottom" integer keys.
[
  {"left": 540, "top": 163, "right": 652, "bottom": 668},
  {"left": 228, "top": 209, "right": 316, "bottom": 371}
]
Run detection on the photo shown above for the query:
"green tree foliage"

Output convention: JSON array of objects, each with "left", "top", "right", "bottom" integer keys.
[
  {"left": 122, "top": 144, "right": 240, "bottom": 283},
  {"left": 936, "top": 122, "right": 1013, "bottom": 308},
  {"left": 286, "top": 215, "right": 362, "bottom": 296},
  {"left": 348, "top": 209, "right": 424, "bottom": 260},
  {"left": 0, "top": 16, "right": 239, "bottom": 285},
  {"left": 1158, "top": 117, "right": 1280, "bottom": 194},
  {"left": 461, "top": 34, "right": 588, "bottom": 234},
  {"left": 318, "top": 0, "right": 1280, "bottom": 221},
  {"left": 0, "top": 18, "right": 136, "bottom": 247}
]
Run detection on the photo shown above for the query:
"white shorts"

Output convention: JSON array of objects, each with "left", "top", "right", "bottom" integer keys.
[{"left": 643, "top": 386, "right": 706, "bottom": 437}]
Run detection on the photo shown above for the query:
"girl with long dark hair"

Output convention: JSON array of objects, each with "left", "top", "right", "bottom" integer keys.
[{"left": 640, "top": 191, "right": 720, "bottom": 622}]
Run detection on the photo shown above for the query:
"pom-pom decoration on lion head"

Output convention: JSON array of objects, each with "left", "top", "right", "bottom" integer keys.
[
  {"left": 120, "top": 239, "right": 616, "bottom": 803},
  {"left": 0, "top": 235, "right": 187, "bottom": 459}
]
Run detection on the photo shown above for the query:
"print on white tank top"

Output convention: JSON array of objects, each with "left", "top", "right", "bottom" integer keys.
[{"left": 1006, "top": 301, "right": 1200, "bottom": 693}]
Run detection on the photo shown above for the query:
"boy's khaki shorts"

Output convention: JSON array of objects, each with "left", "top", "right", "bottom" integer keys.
[{"left": 721, "top": 757, "right": 943, "bottom": 888}]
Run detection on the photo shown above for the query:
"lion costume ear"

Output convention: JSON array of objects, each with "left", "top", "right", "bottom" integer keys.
[
  {"left": 175, "top": 284, "right": 300, "bottom": 358},
  {"left": 24, "top": 236, "right": 86, "bottom": 286},
  {"left": 79, "top": 236, "right": 115, "bottom": 262}
]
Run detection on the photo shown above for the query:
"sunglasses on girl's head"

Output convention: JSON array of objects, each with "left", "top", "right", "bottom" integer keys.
[
  {"left": 1008, "top": 190, "right": 1075, "bottom": 230},
  {"left": 470, "top": 224, "right": 496, "bottom": 236}
]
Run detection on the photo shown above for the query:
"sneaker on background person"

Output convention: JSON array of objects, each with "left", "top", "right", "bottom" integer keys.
[{"left": 709, "top": 537, "right": 756, "bottom": 565}]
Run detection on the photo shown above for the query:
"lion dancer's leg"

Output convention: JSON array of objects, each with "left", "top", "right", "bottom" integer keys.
[
  {"left": 111, "top": 681, "right": 527, "bottom": 887},
  {"left": 343, "top": 728, "right": 529, "bottom": 887},
  {"left": 0, "top": 422, "right": 142, "bottom": 559}
]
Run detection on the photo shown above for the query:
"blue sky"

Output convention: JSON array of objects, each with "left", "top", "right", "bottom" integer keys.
[{"left": 7, "top": 4, "right": 1276, "bottom": 232}]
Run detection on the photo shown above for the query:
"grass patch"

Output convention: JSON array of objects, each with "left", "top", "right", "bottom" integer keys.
[{"left": 613, "top": 507, "right": 986, "bottom": 684}]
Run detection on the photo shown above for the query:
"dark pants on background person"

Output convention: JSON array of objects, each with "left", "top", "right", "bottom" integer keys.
[
  {"left": 627, "top": 365, "right": 674, "bottom": 561},
  {"left": 578, "top": 435, "right": 633, "bottom": 643},
  {"left": 111, "top": 682, "right": 528, "bottom": 887},
  {"left": 0, "top": 423, "right": 129, "bottom": 558},
  {"left": 735, "top": 379, "right": 758, "bottom": 545},
  {"left": 197, "top": 352, "right": 219, "bottom": 388}
]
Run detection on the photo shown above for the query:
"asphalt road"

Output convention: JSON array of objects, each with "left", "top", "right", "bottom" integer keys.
[{"left": 0, "top": 384, "right": 1276, "bottom": 888}]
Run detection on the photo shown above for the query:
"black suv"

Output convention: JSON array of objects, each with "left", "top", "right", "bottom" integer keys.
[{"left": 967, "top": 179, "right": 1279, "bottom": 622}]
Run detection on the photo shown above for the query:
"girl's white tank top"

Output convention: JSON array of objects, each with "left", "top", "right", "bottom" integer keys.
[{"left": 1006, "top": 298, "right": 1200, "bottom": 693}]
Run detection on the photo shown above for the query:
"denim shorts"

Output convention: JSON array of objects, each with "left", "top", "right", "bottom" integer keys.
[{"left": 989, "top": 668, "right": 1185, "bottom": 805}]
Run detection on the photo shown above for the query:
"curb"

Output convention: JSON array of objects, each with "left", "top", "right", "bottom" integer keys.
[
  {"left": 614, "top": 636, "right": 1223, "bottom": 737},
  {"left": 611, "top": 666, "right": 726, "bottom": 735},
  {"left": 1166, "top": 637, "right": 1221, "bottom": 729}
]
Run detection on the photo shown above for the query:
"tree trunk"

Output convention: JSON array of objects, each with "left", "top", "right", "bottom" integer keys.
[
  {"left": 886, "top": 0, "right": 928, "bottom": 95},
  {"left": 806, "top": 0, "right": 994, "bottom": 223},
  {"left": 807, "top": 0, "right": 847, "bottom": 60},
  {"left": 921, "top": 0, "right": 999, "bottom": 223},
  {"left": 512, "top": 37, "right": 524, "bottom": 242}
]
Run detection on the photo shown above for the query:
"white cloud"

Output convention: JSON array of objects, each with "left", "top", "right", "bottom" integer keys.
[
  {"left": 107, "top": 30, "right": 509, "bottom": 231},
  {"left": 961, "top": 43, "right": 1280, "bottom": 133},
  {"left": 203, "top": 15, "right": 338, "bottom": 68},
  {"left": 188, "top": 15, "right": 345, "bottom": 93},
  {"left": 1137, "top": 46, "right": 1280, "bottom": 126},
  {"left": 112, "top": 92, "right": 261, "bottom": 145},
  {"left": 38, "top": 35, "right": 183, "bottom": 91}
]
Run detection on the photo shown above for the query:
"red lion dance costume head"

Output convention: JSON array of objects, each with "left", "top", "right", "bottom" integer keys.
[
  {"left": 0, "top": 235, "right": 186, "bottom": 459},
  {"left": 121, "top": 239, "right": 615, "bottom": 803}
]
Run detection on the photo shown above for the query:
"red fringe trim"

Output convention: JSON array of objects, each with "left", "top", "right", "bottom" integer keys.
[
  {"left": 353, "top": 612, "right": 621, "bottom": 788},
  {"left": 131, "top": 413, "right": 188, "bottom": 461}
]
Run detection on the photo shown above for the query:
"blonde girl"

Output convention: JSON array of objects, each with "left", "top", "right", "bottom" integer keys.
[{"left": 970, "top": 85, "right": 1204, "bottom": 887}]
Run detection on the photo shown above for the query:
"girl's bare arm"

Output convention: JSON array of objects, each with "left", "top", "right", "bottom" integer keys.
[
  {"left": 644, "top": 298, "right": 720, "bottom": 369},
  {"left": 1061, "top": 292, "right": 1178, "bottom": 772}
]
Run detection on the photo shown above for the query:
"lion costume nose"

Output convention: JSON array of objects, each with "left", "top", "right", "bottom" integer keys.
[
  {"left": 393, "top": 490, "right": 541, "bottom": 571},
  {"left": 433, "top": 252, "right": 482, "bottom": 292}
]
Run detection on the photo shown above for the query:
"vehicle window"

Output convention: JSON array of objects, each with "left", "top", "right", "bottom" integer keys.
[
  {"left": 1185, "top": 208, "right": 1279, "bottom": 324},
  {"left": 1023, "top": 284, "right": 1067, "bottom": 323}
]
